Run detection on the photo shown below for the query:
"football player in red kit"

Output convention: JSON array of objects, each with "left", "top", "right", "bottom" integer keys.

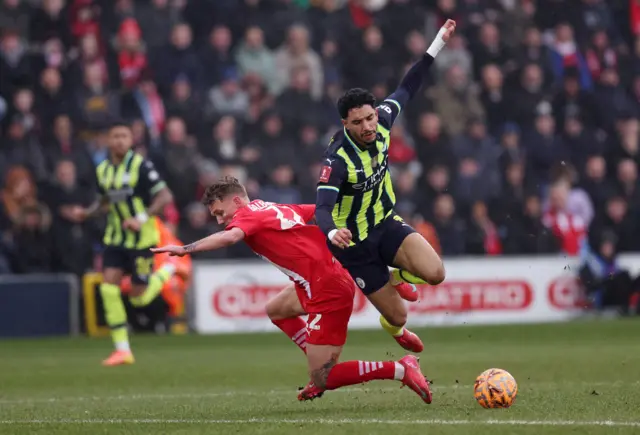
[{"left": 152, "top": 176, "right": 432, "bottom": 403}]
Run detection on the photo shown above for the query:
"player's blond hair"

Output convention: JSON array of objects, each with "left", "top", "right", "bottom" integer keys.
[{"left": 201, "top": 176, "right": 247, "bottom": 205}]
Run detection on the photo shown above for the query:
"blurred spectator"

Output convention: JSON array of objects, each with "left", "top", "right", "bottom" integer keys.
[
  {"left": 452, "top": 118, "right": 501, "bottom": 208},
  {"left": 580, "top": 155, "right": 614, "bottom": 211},
  {"left": 523, "top": 111, "right": 568, "bottom": 185},
  {"left": 549, "top": 23, "right": 592, "bottom": 90},
  {"left": 511, "top": 63, "right": 549, "bottom": 129},
  {"left": 113, "top": 18, "right": 147, "bottom": 90},
  {"left": 579, "top": 230, "right": 634, "bottom": 312},
  {"left": 2, "top": 118, "right": 47, "bottom": 181},
  {"left": 542, "top": 179, "right": 588, "bottom": 255},
  {"left": 11, "top": 88, "right": 39, "bottom": 137},
  {"left": 588, "top": 194, "right": 639, "bottom": 253},
  {"left": 43, "top": 114, "right": 95, "bottom": 187},
  {"left": 470, "top": 22, "right": 513, "bottom": 81},
  {"left": 260, "top": 164, "right": 301, "bottom": 205},
  {"left": 46, "top": 159, "right": 95, "bottom": 275},
  {"left": 75, "top": 62, "right": 121, "bottom": 136},
  {"left": 431, "top": 193, "right": 465, "bottom": 256},
  {"left": 0, "top": 0, "right": 30, "bottom": 41},
  {"left": 274, "top": 24, "right": 323, "bottom": 100},
  {"left": 207, "top": 68, "right": 249, "bottom": 119},
  {"left": 465, "top": 200, "right": 503, "bottom": 256},
  {"left": 0, "top": 29, "right": 32, "bottom": 99},
  {"left": 161, "top": 117, "right": 201, "bottom": 212},
  {"left": 503, "top": 193, "right": 560, "bottom": 254},
  {"left": 414, "top": 112, "right": 456, "bottom": 173},
  {"left": 479, "top": 64, "right": 510, "bottom": 137},
  {"left": 427, "top": 63, "right": 485, "bottom": 137},
  {"left": 236, "top": 26, "right": 278, "bottom": 94},
  {"left": 30, "top": 0, "right": 70, "bottom": 48},
  {"left": 433, "top": 33, "right": 472, "bottom": 81},
  {"left": 166, "top": 75, "right": 202, "bottom": 134},
  {"left": 154, "top": 22, "right": 202, "bottom": 93},
  {"left": 552, "top": 69, "right": 598, "bottom": 133},
  {"left": 199, "top": 25, "right": 234, "bottom": 90},
  {"left": 35, "top": 67, "right": 69, "bottom": 130},
  {"left": 136, "top": 0, "right": 182, "bottom": 51}
]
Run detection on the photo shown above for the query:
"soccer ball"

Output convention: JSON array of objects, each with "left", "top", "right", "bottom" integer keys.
[{"left": 473, "top": 368, "right": 518, "bottom": 408}]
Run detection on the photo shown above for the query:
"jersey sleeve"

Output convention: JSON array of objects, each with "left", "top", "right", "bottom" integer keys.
[
  {"left": 287, "top": 204, "right": 316, "bottom": 223},
  {"left": 376, "top": 97, "right": 404, "bottom": 130},
  {"left": 317, "top": 155, "right": 347, "bottom": 192},
  {"left": 226, "top": 210, "right": 263, "bottom": 237},
  {"left": 136, "top": 159, "right": 167, "bottom": 197},
  {"left": 378, "top": 53, "right": 435, "bottom": 130}
]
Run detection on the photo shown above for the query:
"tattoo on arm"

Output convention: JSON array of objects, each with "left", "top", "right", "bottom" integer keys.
[
  {"left": 183, "top": 241, "right": 200, "bottom": 253},
  {"left": 311, "top": 352, "right": 340, "bottom": 389}
]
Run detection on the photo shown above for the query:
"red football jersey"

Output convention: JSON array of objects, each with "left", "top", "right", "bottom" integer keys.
[{"left": 226, "top": 200, "right": 341, "bottom": 299}]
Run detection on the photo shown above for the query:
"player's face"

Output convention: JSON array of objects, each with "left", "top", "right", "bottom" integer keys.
[
  {"left": 209, "top": 197, "right": 240, "bottom": 225},
  {"left": 108, "top": 126, "right": 133, "bottom": 158},
  {"left": 343, "top": 105, "right": 378, "bottom": 145}
]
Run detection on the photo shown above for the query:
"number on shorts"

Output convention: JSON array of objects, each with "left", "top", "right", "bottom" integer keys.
[{"left": 308, "top": 314, "right": 322, "bottom": 331}]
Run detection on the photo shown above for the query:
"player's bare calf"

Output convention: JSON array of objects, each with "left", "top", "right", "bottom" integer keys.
[{"left": 300, "top": 342, "right": 432, "bottom": 404}]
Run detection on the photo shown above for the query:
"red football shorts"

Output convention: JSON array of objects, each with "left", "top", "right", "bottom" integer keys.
[{"left": 301, "top": 261, "right": 356, "bottom": 347}]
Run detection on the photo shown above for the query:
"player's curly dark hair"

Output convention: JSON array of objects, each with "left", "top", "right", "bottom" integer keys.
[
  {"left": 201, "top": 176, "right": 247, "bottom": 206},
  {"left": 337, "top": 88, "right": 376, "bottom": 119}
]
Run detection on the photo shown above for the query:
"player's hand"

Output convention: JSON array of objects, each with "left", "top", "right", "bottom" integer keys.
[
  {"left": 330, "top": 228, "right": 352, "bottom": 249},
  {"left": 122, "top": 217, "right": 142, "bottom": 232},
  {"left": 442, "top": 19, "right": 456, "bottom": 42},
  {"left": 150, "top": 245, "right": 187, "bottom": 257}
]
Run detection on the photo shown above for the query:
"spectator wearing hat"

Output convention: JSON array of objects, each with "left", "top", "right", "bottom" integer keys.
[
  {"left": 114, "top": 18, "right": 147, "bottom": 90},
  {"left": 206, "top": 67, "right": 249, "bottom": 119}
]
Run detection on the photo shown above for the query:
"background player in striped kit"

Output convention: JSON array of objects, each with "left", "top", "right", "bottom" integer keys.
[{"left": 73, "top": 122, "right": 174, "bottom": 365}]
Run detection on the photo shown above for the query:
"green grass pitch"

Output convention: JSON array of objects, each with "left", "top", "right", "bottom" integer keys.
[{"left": 1, "top": 319, "right": 639, "bottom": 434}]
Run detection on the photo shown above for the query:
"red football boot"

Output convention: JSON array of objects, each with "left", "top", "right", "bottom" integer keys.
[
  {"left": 394, "top": 282, "right": 419, "bottom": 302},
  {"left": 394, "top": 328, "right": 424, "bottom": 353},
  {"left": 297, "top": 381, "right": 325, "bottom": 401},
  {"left": 398, "top": 355, "right": 432, "bottom": 404}
]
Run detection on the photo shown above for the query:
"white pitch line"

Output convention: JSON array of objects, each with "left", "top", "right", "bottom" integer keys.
[
  {"left": 0, "top": 381, "right": 637, "bottom": 406},
  {"left": 0, "top": 418, "right": 639, "bottom": 427}
]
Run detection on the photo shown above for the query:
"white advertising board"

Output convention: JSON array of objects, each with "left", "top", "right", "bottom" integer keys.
[{"left": 192, "top": 255, "right": 640, "bottom": 334}]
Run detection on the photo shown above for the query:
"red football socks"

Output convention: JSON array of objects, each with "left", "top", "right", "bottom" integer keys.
[
  {"left": 325, "top": 361, "right": 399, "bottom": 390},
  {"left": 272, "top": 317, "right": 307, "bottom": 354}
]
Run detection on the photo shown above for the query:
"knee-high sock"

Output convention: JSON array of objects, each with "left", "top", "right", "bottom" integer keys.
[
  {"left": 325, "top": 360, "right": 404, "bottom": 390},
  {"left": 272, "top": 317, "right": 307, "bottom": 353},
  {"left": 100, "top": 283, "right": 129, "bottom": 351},
  {"left": 380, "top": 314, "right": 404, "bottom": 337},
  {"left": 130, "top": 264, "right": 176, "bottom": 307}
]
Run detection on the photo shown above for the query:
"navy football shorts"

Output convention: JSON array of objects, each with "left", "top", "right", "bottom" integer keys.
[{"left": 329, "top": 213, "right": 416, "bottom": 295}]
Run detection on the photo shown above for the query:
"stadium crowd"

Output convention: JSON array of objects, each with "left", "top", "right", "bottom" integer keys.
[{"left": 0, "top": 0, "right": 639, "bottom": 285}]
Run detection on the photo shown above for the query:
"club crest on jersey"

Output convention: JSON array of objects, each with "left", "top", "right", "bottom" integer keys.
[{"left": 356, "top": 278, "right": 366, "bottom": 289}]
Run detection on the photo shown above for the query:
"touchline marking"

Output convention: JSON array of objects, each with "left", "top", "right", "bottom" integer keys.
[
  {"left": 0, "top": 381, "right": 637, "bottom": 406},
  {"left": 0, "top": 418, "right": 639, "bottom": 427}
]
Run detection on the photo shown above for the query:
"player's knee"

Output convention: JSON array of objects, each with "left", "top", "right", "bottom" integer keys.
[
  {"left": 386, "top": 310, "right": 407, "bottom": 327},
  {"left": 265, "top": 298, "right": 283, "bottom": 321},
  {"left": 428, "top": 261, "right": 446, "bottom": 285}
]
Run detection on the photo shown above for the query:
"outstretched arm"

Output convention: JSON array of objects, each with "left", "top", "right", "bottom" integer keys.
[
  {"left": 151, "top": 227, "right": 246, "bottom": 256},
  {"left": 378, "top": 19, "right": 456, "bottom": 127}
]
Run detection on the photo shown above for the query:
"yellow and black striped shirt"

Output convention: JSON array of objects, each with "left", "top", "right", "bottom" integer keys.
[
  {"left": 96, "top": 150, "right": 167, "bottom": 250},
  {"left": 316, "top": 98, "right": 403, "bottom": 243}
]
